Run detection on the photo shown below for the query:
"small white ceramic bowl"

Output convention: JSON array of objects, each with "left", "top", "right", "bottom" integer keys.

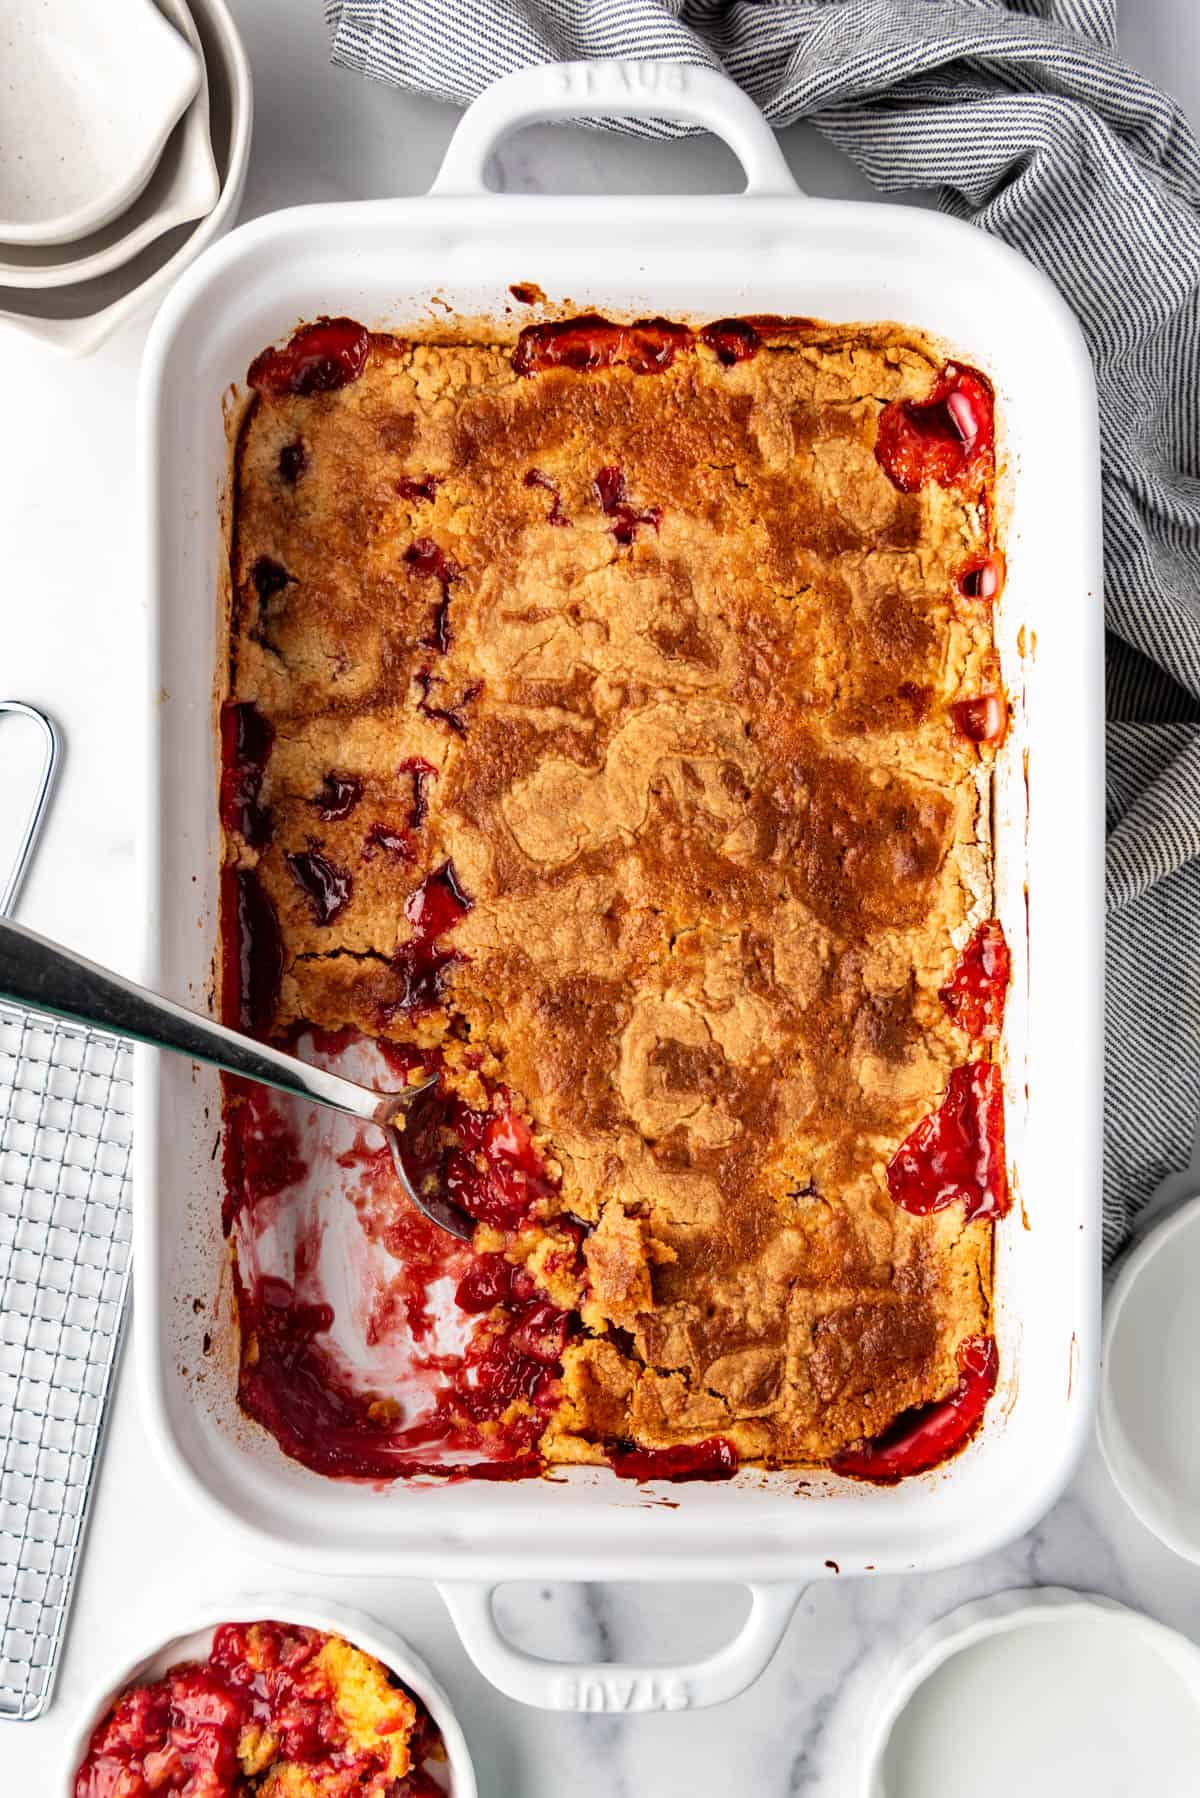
[
  {"left": 859, "top": 1587, "right": 1200, "bottom": 1796},
  {"left": 0, "top": 0, "right": 250, "bottom": 354},
  {"left": 0, "top": 0, "right": 200, "bottom": 245},
  {"left": 1098, "top": 1190, "right": 1200, "bottom": 1561},
  {"left": 0, "top": 0, "right": 220, "bottom": 291},
  {"left": 60, "top": 1594, "right": 478, "bottom": 1797}
]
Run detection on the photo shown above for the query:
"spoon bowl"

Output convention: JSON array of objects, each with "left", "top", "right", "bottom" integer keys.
[{"left": 0, "top": 915, "right": 474, "bottom": 1241}]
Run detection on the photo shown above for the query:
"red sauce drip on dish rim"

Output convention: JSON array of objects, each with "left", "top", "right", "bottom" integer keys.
[
  {"left": 887, "top": 1061, "right": 1009, "bottom": 1223},
  {"left": 874, "top": 363, "right": 994, "bottom": 493},
  {"left": 940, "top": 920, "right": 1010, "bottom": 1041},
  {"left": 830, "top": 1335, "right": 998, "bottom": 1482}
]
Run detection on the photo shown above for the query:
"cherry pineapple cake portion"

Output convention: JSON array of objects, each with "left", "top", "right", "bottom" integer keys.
[
  {"left": 221, "top": 312, "right": 1010, "bottom": 1485},
  {"left": 74, "top": 1619, "right": 445, "bottom": 1797}
]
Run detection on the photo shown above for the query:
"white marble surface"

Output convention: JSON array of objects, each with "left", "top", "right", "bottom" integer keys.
[{"left": 4, "top": 2, "right": 1200, "bottom": 1791}]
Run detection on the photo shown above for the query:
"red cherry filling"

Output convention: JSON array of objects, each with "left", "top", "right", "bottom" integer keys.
[
  {"left": 386, "top": 860, "right": 472, "bottom": 1013},
  {"left": 364, "top": 822, "right": 413, "bottom": 861},
  {"left": 594, "top": 465, "right": 662, "bottom": 546},
  {"left": 414, "top": 669, "right": 481, "bottom": 736},
  {"left": 609, "top": 1438, "right": 740, "bottom": 1482},
  {"left": 887, "top": 1062, "right": 1008, "bottom": 1222},
  {"left": 455, "top": 1253, "right": 535, "bottom": 1314},
  {"left": 286, "top": 849, "right": 352, "bottom": 925},
  {"left": 221, "top": 867, "right": 283, "bottom": 1039},
  {"left": 247, "top": 317, "right": 371, "bottom": 397},
  {"left": 957, "top": 551, "right": 1004, "bottom": 602},
  {"left": 397, "top": 474, "right": 440, "bottom": 502},
  {"left": 513, "top": 314, "right": 693, "bottom": 377},
  {"left": 940, "top": 920, "right": 1010, "bottom": 1040},
  {"left": 952, "top": 692, "right": 1008, "bottom": 746},
  {"left": 404, "top": 538, "right": 459, "bottom": 653},
  {"left": 309, "top": 771, "right": 362, "bottom": 821},
  {"left": 399, "top": 756, "right": 436, "bottom": 829},
  {"left": 524, "top": 467, "right": 572, "bottom": 526},
  {"left": 699, "top": 319, "right": 761, "bottom": 365},
  {"left": 277, "top": 439, "right": 308, "bottom": 484},
  {"left": 221, "top": 1081, "right": 306, "bottom": 1232},
  {"left": 830, "top": 1335, "right": 998, "bottom": 1481},
  {"left": 219, "top": 701, "right": 274, "bottom": 848},
  {"left": 874, "top": 364, "right": 994, "bottom": 492},
  {"left": 74, "top": 1617, "right": 439, "bottom": 1798}
]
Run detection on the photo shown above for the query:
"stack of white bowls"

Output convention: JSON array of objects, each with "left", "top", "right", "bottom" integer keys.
[{"left": 0, "top": 0, "right": 251, "bottom": 354}]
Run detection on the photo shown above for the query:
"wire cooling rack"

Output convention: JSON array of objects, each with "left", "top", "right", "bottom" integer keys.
[
  {"left": 0, "top": 1009, "right": 133, "bottom": 1719},
  {"left": 0, "top": 702, "right": 134, "bottom": 1720}
]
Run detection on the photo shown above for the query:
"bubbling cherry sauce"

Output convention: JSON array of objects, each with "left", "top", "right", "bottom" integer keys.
[
  {"left": 277, "top": 439, "right": 308, "bottom": 484},
  {"left": 387, "top": 859, "right": 473, "bottom": 1015},
  {"left": 513, "top": 314, "right": 693, "bottom": 377},
  {"left": 414, "top": 668, "right": 481, "bottom": 737},
  {"left": 524, "top": 467, "right": 572, "bottom": 526},
  {"left": 248, "top": 317, "right": 371, "bottom": 398},
  {"left": 219, "top": 701, "right": 274, "bottom": 848},
  {"left": 404, "top": 538, "right": 459, "bottom": 653},
  {"left": 699, "top": 319, "right": 761, "bottom": 366},
  {"left": 396, "top": 474, "right": 440, "bottom": 503},
  {"left": 286, "top": 848, "right": 353, "bottom": 926},
  {"left": 310, "top": 771, "right": 362, "bottom": 821},
  {"left": 830, "top": 1335, "right": 998, "bottom": 1482},
  {"left": 952, "top": 692, "right": 1008, "bottom": 746},
  {"left": 940, "top": 920, "right": 1010, "bottom": 1041},
  {"left": 874, "top": 363, "right": 994, "bottom": 493},
  {"left": 887, "top": 1062, "right": 1009, "bottom": 1223},
  {"left": 609, "top": 1438, "right": 740, "bottom": 1483},
  {"left": 594, "top": 465, "right": 662, "bottom": 546},
  {"left": 220, "top": 867, "right": 283, "bottom": 1039},
  {"left": 72, "top": 1617, "right": 439, "bottom": 1798},
  {"left": 400, "top": 756, "right": 436, "bottom": 830},
  {"left": 957, "top": 551, "right": 1005, "bottom": 602},
  {"left": 364, "top": 822, "right": 413, "bottom": 862}
]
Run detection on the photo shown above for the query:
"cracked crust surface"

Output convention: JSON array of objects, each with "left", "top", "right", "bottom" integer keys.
[{"left": 226, "top": 318, "right": 998, "bottom": 1466}]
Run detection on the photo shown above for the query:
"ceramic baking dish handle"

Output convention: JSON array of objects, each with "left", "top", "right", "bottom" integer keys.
[
  {"left": 429, "top": 61, "right": 800, "bottom": 198},
  {"left": 439, "top": 1579, "right": 801, "bottom": 1710}
]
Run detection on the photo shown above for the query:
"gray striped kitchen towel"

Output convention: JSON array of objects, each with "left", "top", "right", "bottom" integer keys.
[{"left": 326, "top": 0, "right": 1200, "bottom": 1261}]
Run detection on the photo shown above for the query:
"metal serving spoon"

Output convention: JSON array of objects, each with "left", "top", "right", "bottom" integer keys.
[{"left": 0, "top": 916, "right": 473, "bottom": 1240}]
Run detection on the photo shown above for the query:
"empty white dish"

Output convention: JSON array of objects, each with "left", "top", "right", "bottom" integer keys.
[
  {"left": 0, "top": 0, "right": 250, "bottom": 354},
  {"left": 1098, "top": 1189, "right": 1200, "bottom": 1560},
  {"left": 59, "top": 1592, "right": 477, "bottom": 1796},
  {"left": 0, "top": 0, "right": 220, "bottom": 290},
  {"left": 0, "top": 0, "right": 201, "bottom": 245},
  {"left": 861, "top": 1588, "right": 1200, "bottom": 1797}
]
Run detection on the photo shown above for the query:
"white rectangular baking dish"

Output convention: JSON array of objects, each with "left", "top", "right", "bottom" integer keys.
[{"left": 136, "top": 61, "right": 1104, "bottom": 1710}]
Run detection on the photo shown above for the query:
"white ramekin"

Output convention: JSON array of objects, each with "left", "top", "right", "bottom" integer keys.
[{"left": 61, "top": 1592, "right": 478, "bottom": 1797}]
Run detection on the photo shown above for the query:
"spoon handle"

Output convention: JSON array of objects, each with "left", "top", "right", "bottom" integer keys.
[{"left": 0, "top": 916, "right": 383, "bottom": 1123}]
